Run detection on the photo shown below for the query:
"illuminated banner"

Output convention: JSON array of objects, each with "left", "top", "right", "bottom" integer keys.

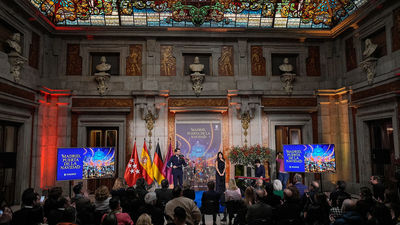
[
  {"left": 57, "top": 147, "right": 115, "bottom": 181},
  {"left": 176, "top": 121, "right": 222, "bottom": 188},
  {"left": 283, "top": 144, "right": 336, "bottom": 173}
]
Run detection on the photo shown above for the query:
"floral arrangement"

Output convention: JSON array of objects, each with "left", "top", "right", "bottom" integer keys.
[{"left": 228, "top": 144, "right": 272, "bottom": 166}]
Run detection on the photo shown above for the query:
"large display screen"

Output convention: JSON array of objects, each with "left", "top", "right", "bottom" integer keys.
[
  {"left": 283, "top": 144, "right": 336, "bottom": 173},
  {"left": 57, "top": 147, "right": 115, "bottom": 181}
]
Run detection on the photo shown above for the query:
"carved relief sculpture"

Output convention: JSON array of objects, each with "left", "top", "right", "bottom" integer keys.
[
  {"left": 345, "top": 37, "right": 357, "bottom": 71},
  {"left": 392, "top": 7, "right": 400, "bottom": 52},
  {"left": 306, "top": 46, "right": 321, "bottom": 76},
  {"left": 218, "top": 46, "right": 233, "bottom": 76},
  {"left": 94, "top": 56, "right": 111, "bottom": 96},
  {"left": 66, "top": 44, "right": 82, "bottom": 75},
  {"left": 251, "top": 46, "right": 265, "bottom": 76},
  {"left": 126, "top": 44, "right": 142, "bottom": 76},
  {"left": 189, "top": 56, "right": 206, "bottom": 96},
  {"left": 279, "top": 58, "right": 296, "bottom": 95},
  {"left": 360, "top": 39, "right": 378, "bottom": 85},
  {"left": 160, "top": 46, "right": 176, "bottom": 76},
  {"left": 7, "top": 33, "right": 27, "bottom": 83}
]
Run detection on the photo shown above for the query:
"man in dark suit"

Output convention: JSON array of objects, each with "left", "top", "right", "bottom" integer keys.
[
  {"left": 155, "top": 179, "right": 173, "bottom": 210},
  {"left": 12, "top": 188, "right": 45, "bottom": 225},
  {"left": 167, "top": 148, "right": 187, "bottom": 187},
  {"left": 246, "top": 188, "right": 273, "bottom": 225},
  {"left": 201, "top": 181, "right": 220, "bottom": 225}
]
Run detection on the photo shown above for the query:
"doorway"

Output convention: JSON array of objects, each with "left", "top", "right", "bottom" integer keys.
[
  {"left": 0, "top": 121, "right": 19, "bottom": 205},
  {"left": 275, "top": 125, "right": 303, "bottom": 185},
  {"left": 368, "top": 119, "right": 394, "bottom": 185}
]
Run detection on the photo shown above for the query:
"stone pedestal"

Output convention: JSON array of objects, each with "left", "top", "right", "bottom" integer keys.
[
  {"left": 8, "top": 52, "right": 27, "bottom": 83},
  {"left": 280, "top": 73, "right": 296, "bottom": 95},
  {"left": 360, "top": 57, "right": 378, "bottom": 85},
  {"left": 94, "top": 73, "right": 111, "bottom": 96},
  {"left": 190, "top": 73, "right": 205, "bottom": 96}
]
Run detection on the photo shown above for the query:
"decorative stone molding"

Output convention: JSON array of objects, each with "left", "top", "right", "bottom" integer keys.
[
  {"left": 360, "top": 57, "right": 377, "bottom": 85},
  {"left": 94, "top": 74, "right": 111, "bottom": 96},
  {"left": 236, "top": 102, "right": 257, "bottom": 146},
  {"left": 8, "top": 52, "right": 27, "bottom": 83},
  {"left": 190, "top": 74, "right": 205, "bottom": 96},
  {"left": 6, "top": 33, "right": 27, "bottom": 83},
  {"left": 280, "top": 73, "right": 296, "bottom": 95},
  {"left": 139, "top": 103, "right": 160, "bottom": 150}
]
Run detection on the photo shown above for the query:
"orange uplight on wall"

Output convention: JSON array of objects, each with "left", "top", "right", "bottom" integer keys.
[{"left": 39, "top": 87, "right": 71, "bottom": 189}]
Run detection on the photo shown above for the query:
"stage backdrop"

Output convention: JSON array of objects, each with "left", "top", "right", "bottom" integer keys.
[{"left": 176, "top": 121, "right": 222, "bottom": 190}]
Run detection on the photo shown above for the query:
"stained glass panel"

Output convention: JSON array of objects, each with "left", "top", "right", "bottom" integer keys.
[{"left": 29, "top": 0, "right": 369, "bottom": 29}]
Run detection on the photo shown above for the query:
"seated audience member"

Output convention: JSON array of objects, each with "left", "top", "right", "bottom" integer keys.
[
  {"left": 136, "top": 213, "right": 153, "bottom": 225},
  {"left": 95, "top": 186, "right": 112, "bottom": 224},
  {"left": 304, "top": 192, "right": 330, "bottom": 225},
  {"left": 244, "top": 187, "right": 255, "bottom": 207},
  {"left": 182, "top": 182, "right": 195, "bottom": 201},
  {"left": 264, "top": 182, "right": 281, "bottom": 208},
  {"left": 44, "top": 187, "right": 63, "bottom": 217},
  {"left": 273, "top": 179, "right": 284, "bottom": 199},
  {"left": 56, "top": 206, "right": 78, "bottom": 225},
  {"left": 293, "top": 173, "right": 307, "bottom": 198},
  {"left": 173, "top": 206, "right": 187, "bottom": 225},
  {"left": 155, "top": 179, "right": 173, "bottom": 210},
  {"left": 330, "top": 181, "right": 351, "bottom": 207},
  {"left": 101, "top": 197, "right": 133, "bottom": 225},
  {"left": 329, "top": 193, "right": 351, "bottom": 222},
  {"left": 47, "top": 197, "right": 71, "bottom": 225},
  {"left": 356, "top": 187, "right": 375, "bottom": 220},
  {"left": 138, "top": 192, "right": 164, "bottom": 225},
  {"left": 370, "top": 176, "right": 385, "bottom": 202},
  {"left": 111, "top": 178, "right": 127, "bottom": 199},
  {"left": 333, "top": 199, "right": 363, "bottom": 225},
  {"left": 123, "top": 187, "right": 142, "bottom": 223},
  {"left": 383, "top": 189, "right": 400, "bottom": 224},
  {"left": 200, "top": 181, "right": 220, "bottom": 225},
  {"left": 71, "top": 182, "right": 85, "bottom": 205},
  {"left": 12, "top": 188, "right": 44, "bottom": 225},
  {"left": 367, "top": 203, "right": 392, "bottom": 225},
  {"left": 75, "top": 198, "right": 96, "bottom": 225},
  {"left": 246, "top": 189, "right": 273, "bottom": 225},
  {"left": 254, "top": 178, "right": 264, "bottom": 190},
  {"left": 136, "top": 178, "right": 148, "bottom": 203},
  {"left": 0, "top": 206, "right": 12, "bottom": 225},
  {"left": 165, "top": 186, "right": 201, "bottom": 225},
  {"left": 275, "top": 188, "right": 303, "bottom": 225},
  {"left": 225, "top": 179, "right": 242, "bottom": 201}
]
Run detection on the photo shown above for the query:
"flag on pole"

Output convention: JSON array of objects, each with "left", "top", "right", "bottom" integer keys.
[
  {"left": 161, "top": 141, "right": 174, "bottom": 184},
  {"left": 140, "top": 141, "right": 153, "bottom": 185},
  {"left": 152, "top": 142, "right": 165, "bottom": 185},
  {"left": 124, "top": 142, "right": 143, "bottom": 187}
]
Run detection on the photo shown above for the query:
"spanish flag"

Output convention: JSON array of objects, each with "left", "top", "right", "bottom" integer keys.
[
  {"left": 152, "top": 142, "right": 165, "bottom": 185},
  {"left": 140, "top": 141, "right": 153, "bottom": 185}
]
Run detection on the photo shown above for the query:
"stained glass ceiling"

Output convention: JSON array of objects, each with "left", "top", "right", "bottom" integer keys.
[{"left": 30, "top": 0, "right": 369, "bottom": 29}]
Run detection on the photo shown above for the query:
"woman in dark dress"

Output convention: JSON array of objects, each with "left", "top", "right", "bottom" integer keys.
[{"left": 215, "top": 152, "right": 226, "bottom": 193}]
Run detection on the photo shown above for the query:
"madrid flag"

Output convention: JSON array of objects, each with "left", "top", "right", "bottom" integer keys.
[
  {"left": 161, "top": 141, "right": 174, "bottom": 184},
  {"left": 124, "top": 142, "right": 143, "bottom": 186},
  {"left": 152, "top": 142, "right": 165, "bottom": 185},
  {"left": 140, "top": 141, "right": 153, "bottom": 185}
]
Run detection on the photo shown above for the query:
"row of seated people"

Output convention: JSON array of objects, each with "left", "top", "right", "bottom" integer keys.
[{"left": 1, "top": 174, "right": 399, "bottom": 225}]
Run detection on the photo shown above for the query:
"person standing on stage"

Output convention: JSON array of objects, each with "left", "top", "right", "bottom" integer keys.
[
  {"left": 215, "top": 152, "right": 226, "bottom": 193},
  {"left": 276, "top": 152, "right": 289, "bottom": 189},
  {"left": 167, "top": 148, "right": 187, "bottom": 187},
  {"left": 254, "top": 159, "right": 265, "bottom": 178}
]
